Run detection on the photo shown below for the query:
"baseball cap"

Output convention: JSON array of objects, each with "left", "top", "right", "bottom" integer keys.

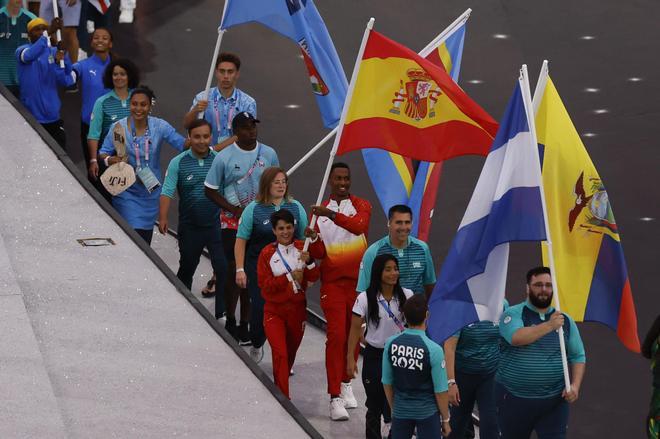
[{"left": 231, "top": 112, "right": 260, "bottom": 131}]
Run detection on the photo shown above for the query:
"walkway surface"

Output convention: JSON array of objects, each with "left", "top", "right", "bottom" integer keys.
[{"left": 0, "top": 93, "right": 309, "bottom": 438}]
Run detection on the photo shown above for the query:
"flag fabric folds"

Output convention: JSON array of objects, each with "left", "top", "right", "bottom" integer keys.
[
  {"left": 362, "top": 23, "right": 468, "bottom": 240},
  {"left": 427, "top": 83, "right": 546, "bottom": 344},
  {"left": 221, "top": 0, "right": 347, "bottom": 129},
  {"left": 335, "top": 29, "right": 498, "bottom": 163},
  {"left": 89, "top": 0, "right": 112, "bottom": 14},
  {"left": 535, "top": 78, "right": 641, "bottom": 352}
]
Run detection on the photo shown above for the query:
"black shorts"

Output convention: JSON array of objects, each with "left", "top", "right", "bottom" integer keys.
[{"left": 222, "top": 228, "right": 237, "bottom": 262}]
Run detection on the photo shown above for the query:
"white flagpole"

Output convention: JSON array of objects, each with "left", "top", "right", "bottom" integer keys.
[
  {"left": 302, "top": 17, "right": 375, "bottom": 252},
  {"left": 419, "top": 8, "right": 471, "bottom": 57},
  {"left": 287, "top": 128, "right": 336, "bottom": 175},
  {"left": 199, "top": 2, "right": 229, "bottom": 119},
  {"left": 532, "top": 60, "right": 549, "bottom": 115},
  {"left": 519, "top": 63, "right": 571, "bottom": 392},
  {"left": 51, "top": 0, "right": 65, "bottom": 68},
  {"left": 288, "top": 9, "right": 471, "bottom": 175}
]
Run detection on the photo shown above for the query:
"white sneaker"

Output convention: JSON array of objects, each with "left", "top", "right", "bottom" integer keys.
[
  {"left": 249, "top": 346, "right": 263, "bottom": 364},
  {"left": 118, "top": 8, "right": 134, "bottom": 24},
  {"left": 329, "top": 397, "right": 349, "bottom": 421},
  {"left": 381, "top": 421, "right": 391, "bottom": 438},
  {"left": 340, "top": 382, "right": 358, "bottom": 409}
]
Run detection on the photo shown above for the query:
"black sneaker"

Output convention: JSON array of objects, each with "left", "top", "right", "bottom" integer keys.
[
  {"left": 225, "top": 317, "right": 239, "bottom": 341},
  {"left": 238, "top": 323, "right": 251, "bottom": 346}
]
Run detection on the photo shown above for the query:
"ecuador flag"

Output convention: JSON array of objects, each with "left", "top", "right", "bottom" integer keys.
[
  {"left": 536, "top": 77, "right": 641, "bottom": 352},
  {"left": 336, "top": 30, "right": 498, "bottom": 162}
]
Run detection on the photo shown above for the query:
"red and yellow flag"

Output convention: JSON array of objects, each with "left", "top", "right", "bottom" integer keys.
[{"left": 336, "top": 30, "right": 498, "bottom": 162}]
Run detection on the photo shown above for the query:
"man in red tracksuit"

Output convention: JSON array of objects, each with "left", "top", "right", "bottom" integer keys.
[
  {"left": 305, "top": 162, "right": 372, "bottom": 421},
  {"left": 257, "top": 209, "right": 319, "bottom": 399}
]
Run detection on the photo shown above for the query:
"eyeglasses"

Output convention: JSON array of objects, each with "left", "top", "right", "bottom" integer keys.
[{"left": 531, "top": 282, "right": 553, "bottom": 289}]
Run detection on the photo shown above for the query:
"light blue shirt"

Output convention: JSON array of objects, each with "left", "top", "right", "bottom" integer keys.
[
  {"left": 191, "top": 87, "right": 257, "bottom": 144},
  {"left": 100, "top": 116, "right": 185, "bottom": 229}
]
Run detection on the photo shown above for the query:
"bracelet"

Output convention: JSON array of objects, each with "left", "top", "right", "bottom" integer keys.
[
  {"left": 442, "top": 417, "right": 451, "bottom": 423},
  {"left": 89, "top": 158, "right": 97, "bottom": 164},
  {"left": 104, "top": 156, "right": 110, "bottom": 167},
  {"left": 448, "top": 379, "right": 456, "bottom": 386},
  {"left": 236, "top": 268, "right": 245, "bottom": 273}
]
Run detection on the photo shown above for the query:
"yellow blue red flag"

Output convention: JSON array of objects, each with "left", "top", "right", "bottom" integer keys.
[
  {"left": 335, "top": 30, "right": 498, "bottom": 162},
  {"left": 535, "top": 77, "right": 641, "bottom": 352}
]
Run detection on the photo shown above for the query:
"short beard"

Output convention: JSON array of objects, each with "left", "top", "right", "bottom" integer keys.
[{"left": 529, "top": 291, "right": 553, "bottom": 309}]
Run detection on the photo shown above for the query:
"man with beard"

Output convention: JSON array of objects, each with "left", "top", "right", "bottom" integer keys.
[{"left": 495, "top": 266, "right": 586, "bottom": 439}]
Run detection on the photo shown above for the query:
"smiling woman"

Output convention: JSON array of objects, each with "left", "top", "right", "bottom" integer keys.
[{"left": 98, "top": 86, "right": 189, "bottom": 245}]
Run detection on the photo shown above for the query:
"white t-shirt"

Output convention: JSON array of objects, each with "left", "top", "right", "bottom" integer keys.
[{"left": 352, "top": 288, "right": 414, "bottom": 349}]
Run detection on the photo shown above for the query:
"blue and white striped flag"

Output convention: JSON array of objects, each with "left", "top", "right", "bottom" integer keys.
[{"left": 428, "top": 82, "right": 546, "bottom": 343}]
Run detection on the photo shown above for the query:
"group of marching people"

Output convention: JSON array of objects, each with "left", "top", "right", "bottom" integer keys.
[{"left": 4, "top": 9, "right": 599, "bottom": 439}]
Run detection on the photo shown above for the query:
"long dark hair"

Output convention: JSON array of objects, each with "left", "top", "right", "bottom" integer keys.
[{"left": 365, "top": 254, "right": 407, "bottom": 329}]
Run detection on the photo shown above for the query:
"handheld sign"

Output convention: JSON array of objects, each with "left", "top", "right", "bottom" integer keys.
[{"left": 101, "top": 123, "right": 135, "bottom": 195}]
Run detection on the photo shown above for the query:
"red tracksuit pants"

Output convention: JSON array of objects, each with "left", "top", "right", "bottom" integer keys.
[
  {"left": 320, "top": 279, "right": 360, "bottom": 396},
  {"left": 263, "top": 300, "right": 307, "bottom": 399}
]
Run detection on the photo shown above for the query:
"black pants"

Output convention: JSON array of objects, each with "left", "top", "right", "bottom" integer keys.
[
  {"left": 363, "top": 344, "right": 392, "bottom": 439},
  {"left": 6, "top": 85, "right": 20, "bottom": 99},
  {"left": 135, "top": 228, "right": 153, "bottom": 245},
  {"left": 42, "top": 120, "right": 66, "bottom": 150},
  {"left": 246, "top": 254, "right": 266, "bottom": 348},
  {"left": 177, "top": 223, "right": 227, "bottom": 316}
]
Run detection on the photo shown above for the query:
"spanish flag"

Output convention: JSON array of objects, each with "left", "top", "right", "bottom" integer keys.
[
  {"left": 536, "top": 77, "right": 641, "bottom": 352},
  {"left": 335, "top": 30, "right": 498, "bottom": 162}
]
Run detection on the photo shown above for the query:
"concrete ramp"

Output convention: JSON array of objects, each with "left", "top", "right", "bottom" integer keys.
[{"left": 0, "top": 91, "right": 315, "bottom": 437}]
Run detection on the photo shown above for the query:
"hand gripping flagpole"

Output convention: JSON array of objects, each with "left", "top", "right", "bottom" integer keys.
[
  {"left": 288, "top": 9, "right": 471, "bottom": 176},
  {"left": 199, "top": 2, "right": 229, "bottom": 119},
  {"left": 520, "top": 63, "right": 572, "bottom": 393},
  {"left": 301, "top": 17, "right": 375, "bottom": 252},
  {"left": 51, "top": 0, "right": 65, "bottom": 68}
]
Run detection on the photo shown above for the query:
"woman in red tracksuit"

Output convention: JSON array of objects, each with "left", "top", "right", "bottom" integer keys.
[{"left": 257, "top": 208, "right": 319, "bottom": 399}]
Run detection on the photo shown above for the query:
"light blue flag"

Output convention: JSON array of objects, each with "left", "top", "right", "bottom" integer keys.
[
  {"left": 427, "top": 83, "right": 546, "bottom": 344},
  {"left": 221, "top": 0, "right": 347, "bottom": 128}
]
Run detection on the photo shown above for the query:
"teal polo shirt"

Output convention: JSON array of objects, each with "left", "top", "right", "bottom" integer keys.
[
  {"left": 496, "top": 301, "right": 586, "bottom": 398},
  {"left": 162, "top": 148, "right": 219, "bottom": 227},
  {"left": 382, "top": 328, "right": 448, "bottom": 420},
  {"left": 357, "top": 235, "right": 436, "bottom": 294},
  {"left": 452, "top": 299, "right": 509, "bottom": 375}
]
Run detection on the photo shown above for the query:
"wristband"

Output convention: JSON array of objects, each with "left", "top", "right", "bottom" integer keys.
[
  {"left": 236, "top": 268, "right": 245, "bottom": 273},
  {"left": 448, "top": 379, "right": 456, "bottom": 386},
  {"left": 442, "top": 417, "right": 451, "bottom": 423},
  {"left": 104, "top": 156, "right": 110, "bottom": 167},
  {"left": 89, "top": 158, "right": 97, "bottom": 164}
]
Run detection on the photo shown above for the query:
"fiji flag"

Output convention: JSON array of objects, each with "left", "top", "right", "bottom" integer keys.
[
  {"left": 427, "top": 82, "right": 546, "bottom": 343},
  {"left": 221, "top": 0, "right": 348, "bottom": 128}
]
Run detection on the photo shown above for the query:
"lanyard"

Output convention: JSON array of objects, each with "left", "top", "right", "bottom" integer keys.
[
  {"left": 236, "top": 144, "right": 263, "bottom": 185},
  {"left": 130, "top": 118, "right": 150, "bottom": 169},
  {"left": 378, "top": 298, "right": 405, "bottom": 332},
  {"left": 213, "top": 92, "right": 236, "bottom": 134},
  {"left": 276, "top": 245, "right": 302, "bottom": 292}
]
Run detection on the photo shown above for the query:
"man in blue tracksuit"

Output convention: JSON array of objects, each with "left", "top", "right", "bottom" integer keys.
[
  {"left": 382, "top": 294, "right": 451, "bottom": 438},
  {"left": 15, "top": 17, "right": 75, "bottom": 149}
]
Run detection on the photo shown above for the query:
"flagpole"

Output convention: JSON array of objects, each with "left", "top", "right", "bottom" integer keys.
[
  {"left": 519, "top": 64, "right": 571, "bottom": 393},
  {"left": 51, "top": 0, "right": 65, "bottom": 68},
  {"left": 199, "top": 2, "right": 229, "bottom": 119},
  {"left": 302, "top": 17, "right": 375, "bottom": 252},
  {"left": 288, "top": 10, "right": 471, "bottom": 175},
  {"left": 287, "top": 128, "right": 336, "bottom": 175},
  {"left": 532, "top": 60, "right": 549, "bottom": 115},
  {"left": 419, "top": 8, "right": 471, "bottom": 57}
]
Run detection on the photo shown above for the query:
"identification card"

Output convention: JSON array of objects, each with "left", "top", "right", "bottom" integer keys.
[{"left": 136, "top": 166, "right": 161, "bottom": 193}]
